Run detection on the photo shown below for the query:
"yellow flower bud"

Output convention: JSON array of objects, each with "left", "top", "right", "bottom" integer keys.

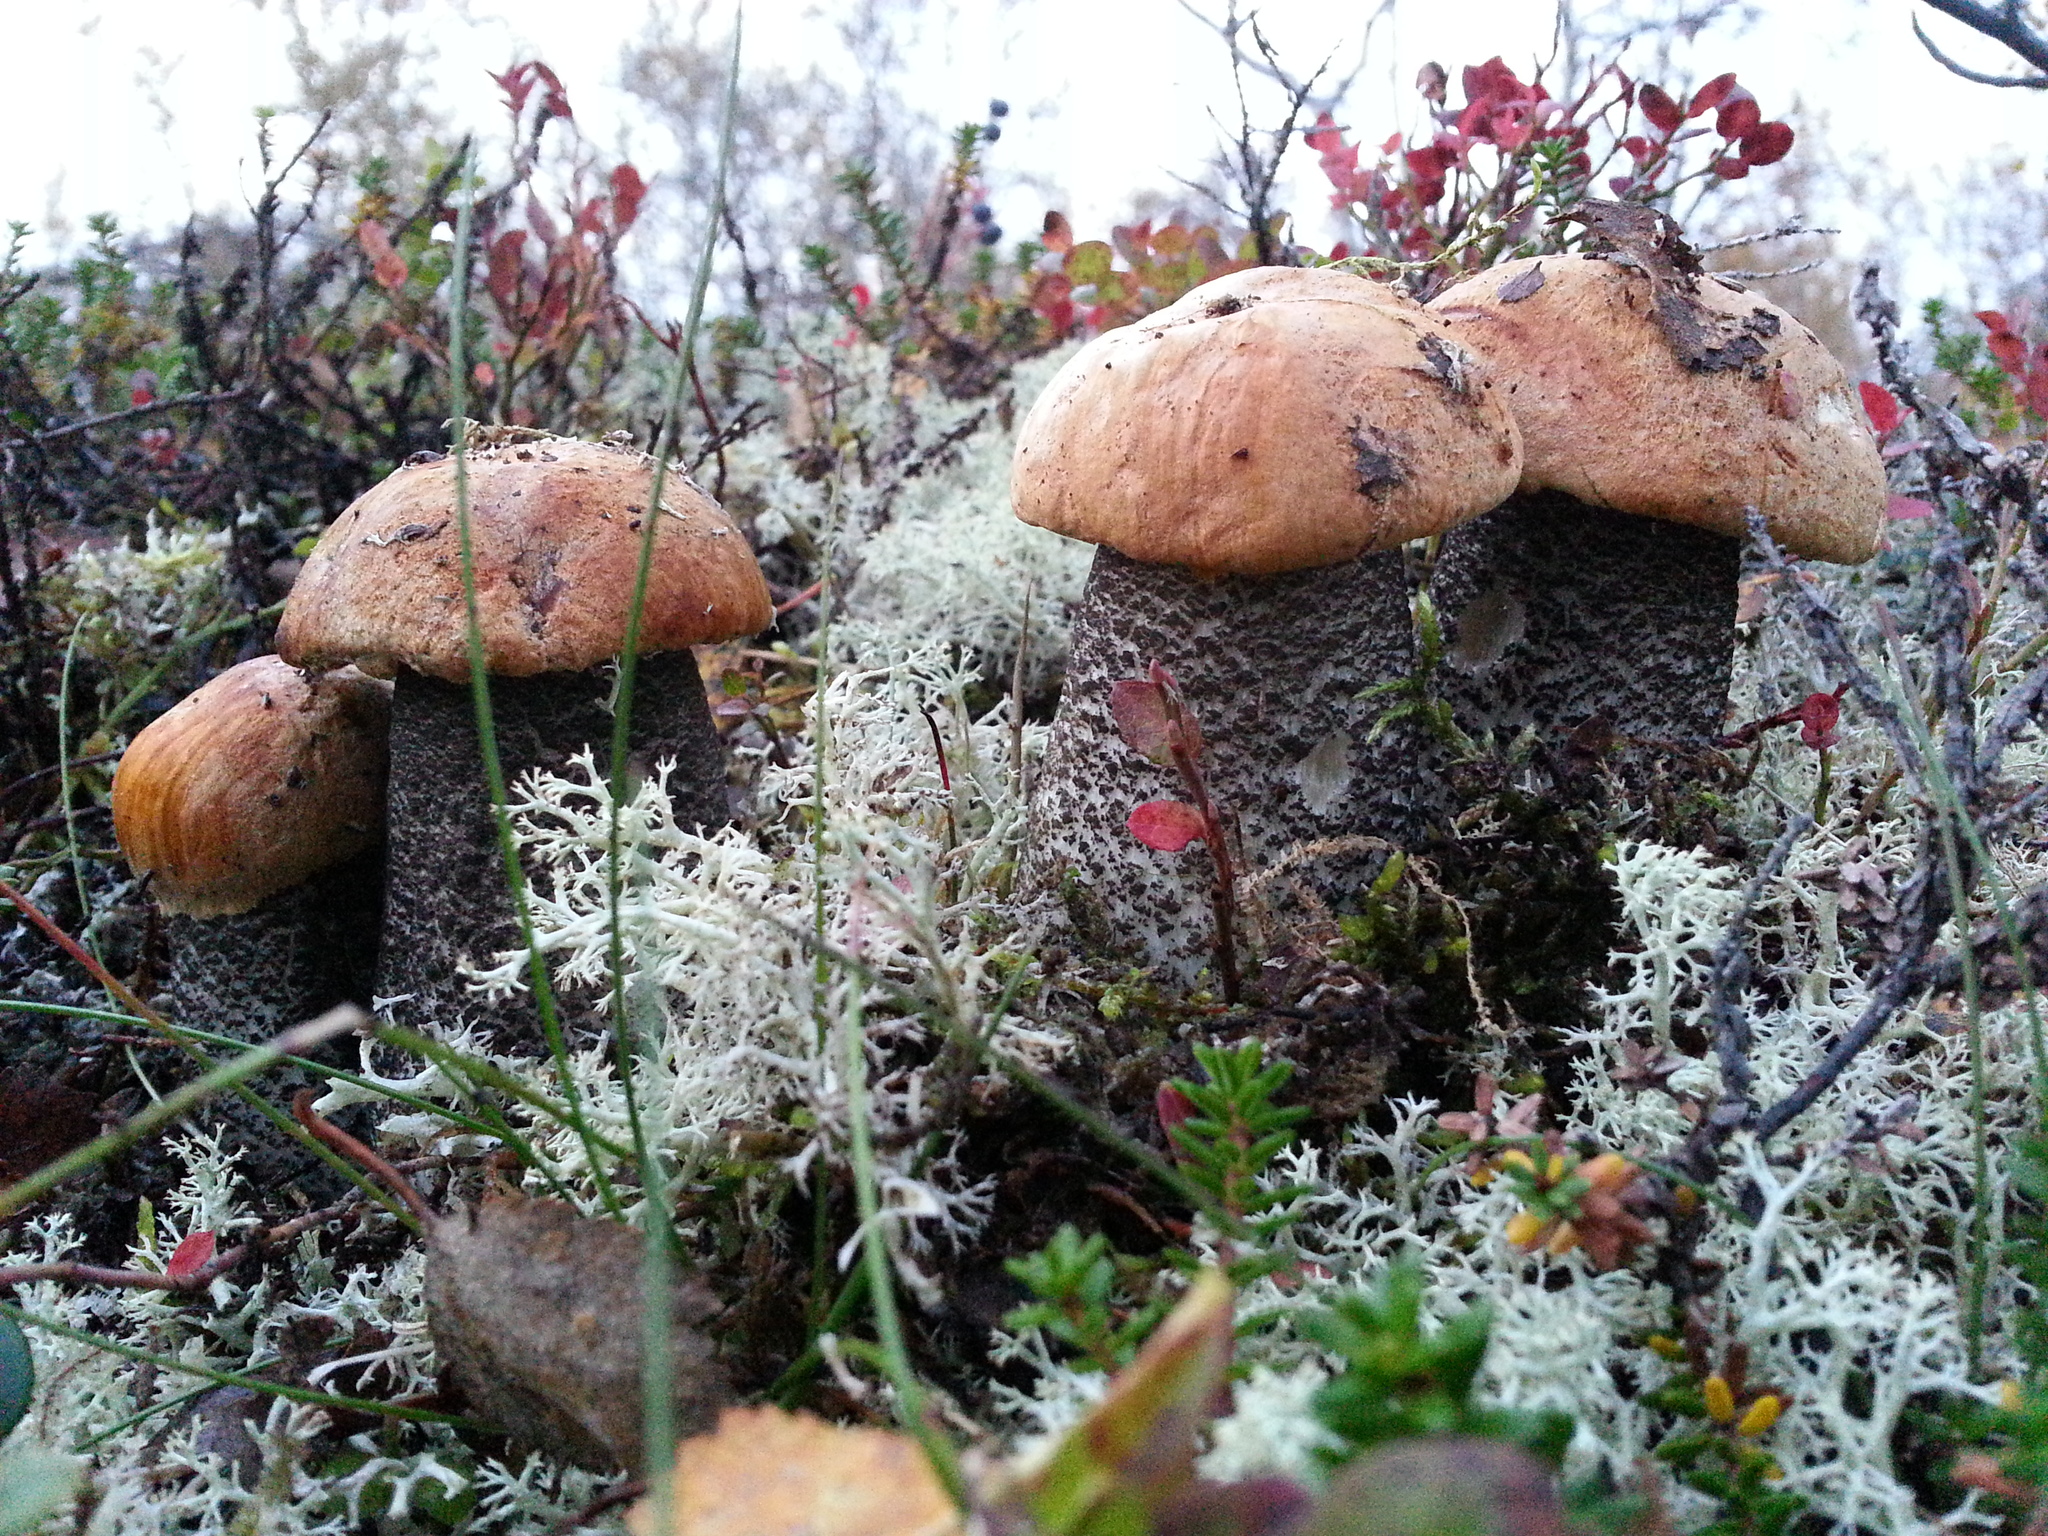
[
  {"left": 1703, "top": 1374, "right": 1736, "bottom": 1424},
  {"left": 1505, "top": 1209, "right": 1545, "bottom": 1248},
  {"left": 1546, "top": 1220, "right": 1581, "bottom": 1256},
  {"left": 1673, "top": 1185, "right": 1700, "bottom": 1216},
  {"left": 2002, "top": 1379, "right": 2024, "bottom": 1412},
  {"left": 1646, "top": 1334, "right": 1686, "bottom": 1362},
  {"left": 1500, "top": 1149, "right": 1537, "bottom": 1177},
  {"left": 1545, "top": 1152, "right": 1569, "bottom": 1184},
  {"left": 1471, "top": 1166, "right": 1495, "bottom": 1188},
  {"left": 1737, "top": 1394, "right": 1782, "bottom": 1436}
]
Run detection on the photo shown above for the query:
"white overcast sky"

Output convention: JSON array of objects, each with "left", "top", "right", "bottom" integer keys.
[{"left": 4, "top": 0, "right": 2043, "bottom": 312}]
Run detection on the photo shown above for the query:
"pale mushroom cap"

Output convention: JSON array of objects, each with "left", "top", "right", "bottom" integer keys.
[
  {"left": 276, "top": 436, "right": 775, "bottom": 682},
  {"left": 112, "top": 656, "right": 392, "bottom": 918},
  {"left": 1428, "top": 254, "right": 1888, "bottom": 564},
  {"left": 1012, "top": 265, "right": 1524, "bottom": 577}
]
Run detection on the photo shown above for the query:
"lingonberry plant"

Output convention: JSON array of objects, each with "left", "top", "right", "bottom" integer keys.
[{"left": 1304, "top": 56, "right": 1795, "bottom": 281}]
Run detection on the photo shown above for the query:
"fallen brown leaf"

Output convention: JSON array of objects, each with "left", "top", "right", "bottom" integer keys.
[{"left": 627, "top": 1405, "right": 960, "bottom": 1536}]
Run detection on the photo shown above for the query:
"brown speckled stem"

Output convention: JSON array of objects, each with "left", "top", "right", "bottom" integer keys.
[
  {"left": 376, "top": 650, "right": 730, "bottom": 1049},
  {"left": 1429, "top": 493, "right": 1741, "bottom": 747},
  {"left": 1022, "top": 546, "right": 1434, "bottom": 987}
]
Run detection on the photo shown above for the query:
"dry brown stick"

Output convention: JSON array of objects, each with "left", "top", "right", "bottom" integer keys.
[{"left": 291, "top": 1091, "right": 436, "bottom": 1225}]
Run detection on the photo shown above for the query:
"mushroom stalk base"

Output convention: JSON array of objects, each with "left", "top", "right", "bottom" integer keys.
[
  {"left": 1022, "top": 546, "right": 1431, "bottom": 988},
  {"left": 166, "top": 846, "right": 384, "bottom": 1039},
  {"left": 1430, "top": 492, "right": 1741, "bottom": 747},
  {"left": 377, "top": 650, "right": 730, "bottom": 1048}
]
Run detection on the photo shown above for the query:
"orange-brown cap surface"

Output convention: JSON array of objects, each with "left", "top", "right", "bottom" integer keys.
[
  {"left": 1428, "top": 254, "right": 1887, "bottom": 564},
  {"left": 276, "top": 436, "right": 774, "bottom": 682},
  {"left": 112, "top": 656, "right": 392, "bottom": 917},
  {"left": 1012, "top": 265, "right": 1522, "bottom": 577}
]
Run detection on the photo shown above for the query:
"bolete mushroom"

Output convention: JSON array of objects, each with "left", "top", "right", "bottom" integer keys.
[
  {"left": 111, "top": 654, "right": 390, "bottom": 1037},
  {"left": 276, "top": 433, "right": 773, "bottom": 1043},
  {"left": 1012, "top": 265, "right": 1522, "bottom": 985},
  {"left": 1424, "top": 243, "right": 1887, "bottom": 748}
]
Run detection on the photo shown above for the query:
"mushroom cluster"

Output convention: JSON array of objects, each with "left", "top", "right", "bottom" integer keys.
[
  {"left": 1424, "top": 247, "right": 1887, "bottom": 747},
  {"left": 112, "top": 432, "right": 772, "bottom": 1050},
  {"left": 1012, "top": 265, "right": 1522, "bottom": 982}
]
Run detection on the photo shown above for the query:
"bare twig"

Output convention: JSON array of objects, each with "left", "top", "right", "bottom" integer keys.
[{"left": 1912, "top": 1, "right": 2048, "bottom": 86}]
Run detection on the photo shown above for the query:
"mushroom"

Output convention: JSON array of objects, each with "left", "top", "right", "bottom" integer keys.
[
  {"left": 276, "top": 434, "right": 773, "bottom": 1043},
  {"left": 1012, "top": 265, "right": 1522, "bottom": 985},
  {"left": 1424, "top": 250, "right": 1887, "bottom": 747},
  {"left": 111, "top": 654, "right": 390, "bottom": 1037}
]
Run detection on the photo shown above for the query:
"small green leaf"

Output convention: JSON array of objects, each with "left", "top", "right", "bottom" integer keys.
[{"left": 0, "top": 1311, "right": 32, "bottom": 1438}]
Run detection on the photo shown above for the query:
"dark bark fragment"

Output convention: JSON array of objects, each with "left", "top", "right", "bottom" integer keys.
[
  {"left": 377, "top": 650, "right": 730, "bottom": 1048},
  {"left": 1022, "top": 546, "right": 1432, "bottom": 985},
  {"left": 1430, "top": 492, "right": 1740, "bottom": 747}
]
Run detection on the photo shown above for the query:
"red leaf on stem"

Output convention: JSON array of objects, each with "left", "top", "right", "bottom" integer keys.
[
  {"left": 356, "top": 220, "right": 408, "bottom": 290},
  {"left": 166, "top": 1230, "right": 216, "bottom": 1281},
  {"left": 1715, "top": 92, "right": 1761, "bottom": 141},
  {"left": 1797, "top": 689, "right": 1843, "bottom": 750},
  {"left": 1157, "top": 1082, "right": 1195, "bottom": 1139},
  {"left": 1129, "top": 800, "right": 1206, "bottom": 852},
  {"left": 1689, "top": 73, "right": 1740, "bottom": 116},
  {"left": 608, "top": 163, "right": 647, "bottom": 232},
  {"left": 1638, "top": 84, "right": 1683, "bottom": 134},
  {"left": 1110, "top": 679, "right": 1176, "bottom": 765},
  {"left": 1739, "top": 122, "right": 1795, "bottom": 166},
  {"left": 1859, "top": 381, "right": 1904, "bottom": 437}
]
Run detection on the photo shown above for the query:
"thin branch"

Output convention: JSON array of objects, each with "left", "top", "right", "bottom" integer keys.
[{"left": 1912, "top": 3, "right": 2048, "bottom": 86}]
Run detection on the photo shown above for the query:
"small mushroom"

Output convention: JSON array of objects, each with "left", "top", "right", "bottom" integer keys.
[
  {"left": 1012, "top": 266, "right": 1522, "bottom": 983},
  {"left": 111, "top": 655, "right": 390, "bottom": 1038},
  {"left": 1426, "top": 251, "right": 1887, "bottom": 747},
  {"left": 276, "top": 434, "right": 773, "bottom": 1043}
]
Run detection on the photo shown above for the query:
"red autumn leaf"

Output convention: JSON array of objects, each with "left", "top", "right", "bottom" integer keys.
[
  {"left": 1859, "top": 381, "right": 1905, "bottom": 437},
  {"left": 531, "top": 61, "right": 572, "bottom": 119},
  {"left": 526, "top": 195, "right": 559, "bottom": 248},
  {"left": 1977, "top": 314, "right": 2027, "bottom": 376},
  {"left": 1620, "top": 135, "right": 1652, "bottom": 163},
  {"left": 1714, "top": 158, "right": 1751, "bottom": 180},
  {"left": 1129, "top": 800, "right": 1206, "bottom": 852},
  {"left": 608, "top": 163, "right": 646, "bottom": 232},
  {"left": 850, "top": 283, "right": 873, "bottom": 313},
  {"left": 1638, "top": 83, "right": 1683, "bottom": 134},
  {"left": 491, "top": 63, "right": 535, "bottom": 119},
  {"left": 1689, "top": 72, "right": 1740, "bottom": 116},
  {"left": 1739, "top": 122, "right": 1795, "bottom": 166},
  {"left": 1461, "top": 57, "right": 1526, "bottom": 109},
  {"left": 2027, "top": 363, "right": 2048, "bottom": 421},
  {"left": 486, "top": 229, "right": 528, "bottom": 306},
  {"left": 1716, "top": 91, "right": 1762, "bottom": 141},
  {"left": 356, "top": 220, "right": 408, "bottom": 291},
  {"left": 1157, "top": 1082, "right": 1195, "bottom": 1139},
  {"left": 1888, "top": 495, "right": 1936, "bottom": 521},
  {"left": 166, "top": 1230, "right": 216, "bottom": 1281},
  {"left": 130, "top": 385, "right": 154, "bottom": 408},
  {"left": 1110, "top": 679, "right": 1176, "bottom": 765},
  {"left": 1796, "top": 690, "right": 1843, "bottom": 750},
  {"left": 1040, "top": 211, "right": 1074, "bottom": 254}
]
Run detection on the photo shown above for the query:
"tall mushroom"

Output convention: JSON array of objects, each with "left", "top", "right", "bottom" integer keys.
[
  {"left": 1425, "top": 239, "right": 1887, "bottom": 747},
  {"left": 112, "top": 654, "right": 390, "bottom": 1038},
  {"left": 276, "top": 434, "right": 773, "bottom": 1043},
  {"left": 1013, "top": 266, "right": 1522, "bottom": 985}
]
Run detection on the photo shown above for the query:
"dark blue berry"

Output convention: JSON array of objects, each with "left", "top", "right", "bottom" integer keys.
[
  {"left": 978, "top": 224, "right": 1002, "bottom": 246},
  {"left": 971, "top": 203, "right": 993, "bottom": 223},
  {"left": 988, "top": 98, "right": 1010, "bottom": 118},
  {"left": 981, "top": 123, "right": 1002, "bottom": 142}
]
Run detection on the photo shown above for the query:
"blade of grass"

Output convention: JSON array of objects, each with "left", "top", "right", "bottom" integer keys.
[
  {"left": 0, "top": 1007, "right": 374, "bottom": 1223},
  {"left": 0, "top": 1302, "right": 478, "bottom": 1430},
  {"left": 443, "top": 144, "right": 622, "bottom": 1221},
  {"left": 839, "top": 980, "right": 968, "bottom": 1506},
  {"left": 0, "top": 880, "right": 399, "bottom": 1214},
  {"left": 57, "top": 618, "right": 97, "bottom": 964},
  {"left": 602, "top": 19, "right": 747, "bottom": 1518}
]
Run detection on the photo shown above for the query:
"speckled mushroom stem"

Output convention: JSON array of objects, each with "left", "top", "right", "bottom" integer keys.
[
  {"left": 375, "top": 649, "right": 730, "bottom": 1048},
  {"left": 1429, "top": 492, "right": 1742, "bottom": 747},
  {"left": 1021, "top": 546, "right": 1435, "bottom": 988},
  {"left": 165, "top": 846, "right": 384, "bottom": 1038}
]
